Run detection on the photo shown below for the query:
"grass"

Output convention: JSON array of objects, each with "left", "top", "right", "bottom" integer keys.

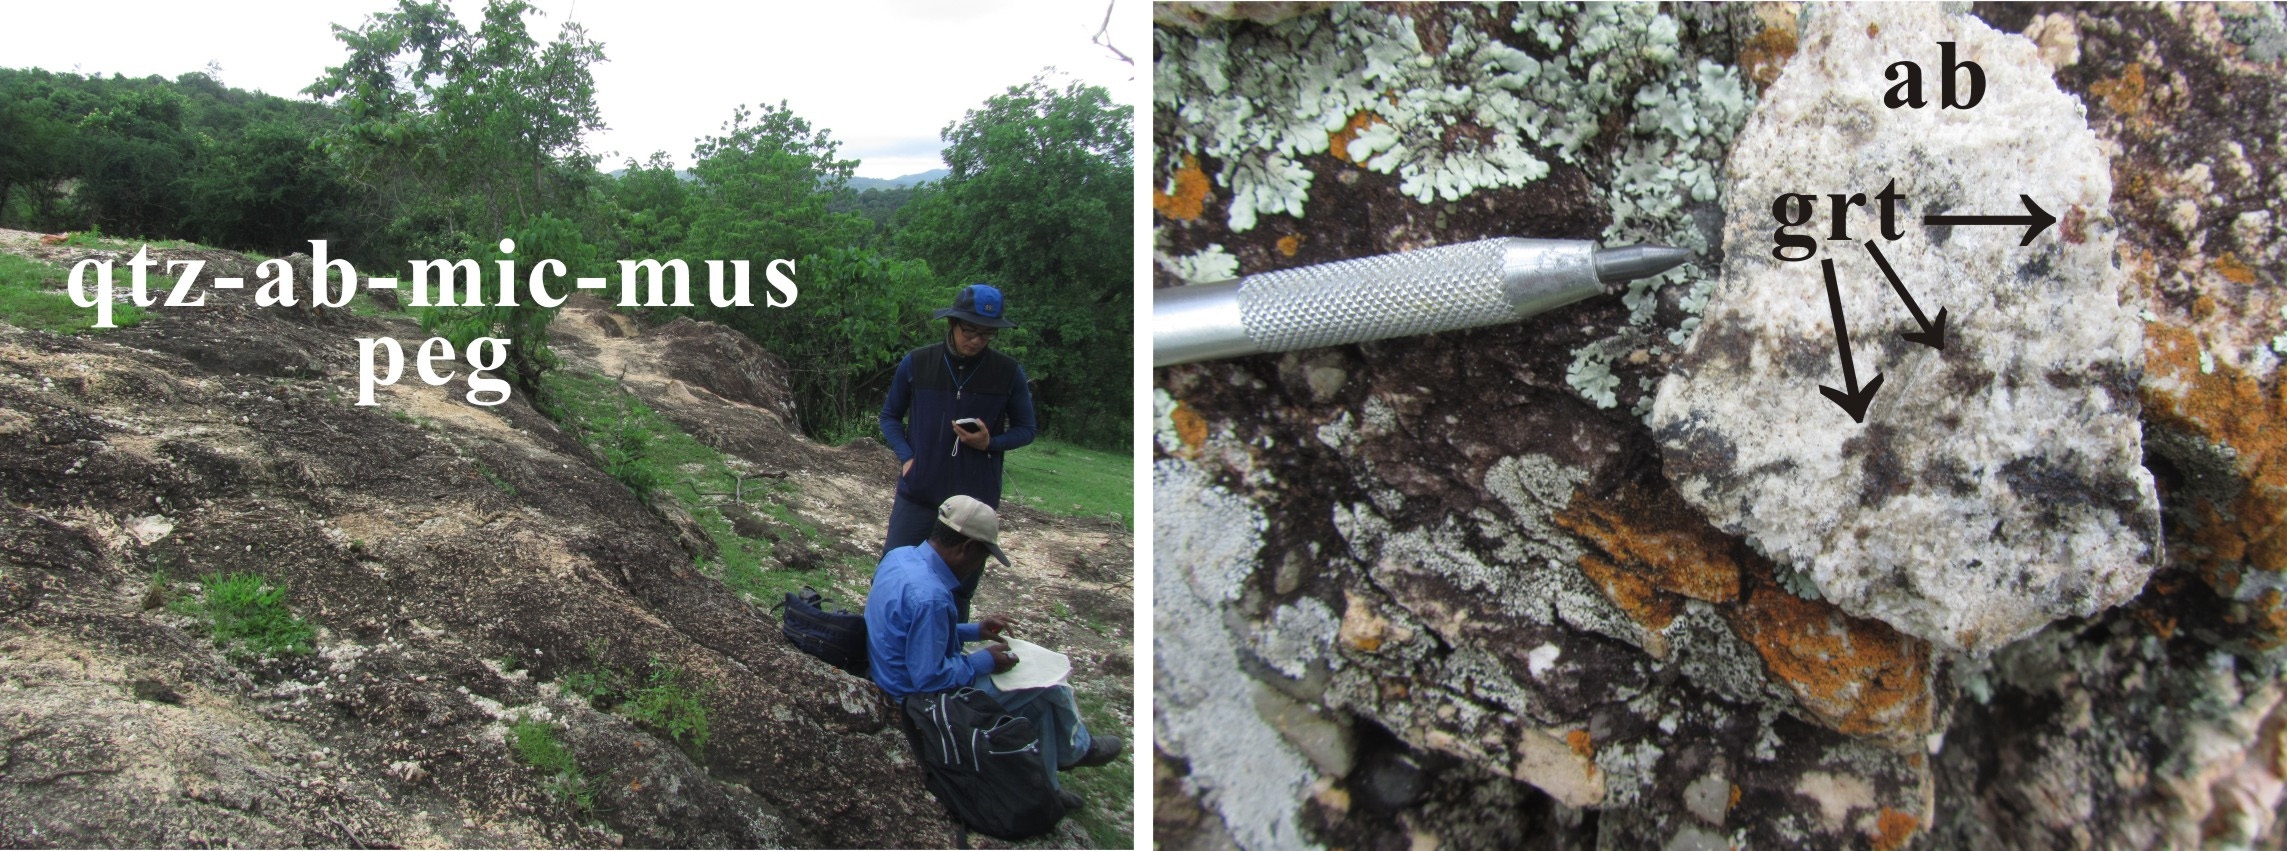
[
  {"left": 1063, "top": 686, "right": 1137, "bottom": 848},
  {"left": 561, "top": 644, "right": 714, "bottom": 758},
  {"left": 170, "top": 572, "right": 315, "bottom": 659},
  {"left": 0, "top": 251, "right": 145, "bottom": 333},
  {"left": 1003, "top": 438, "right": 1133, "bottom": 527},
  {"left": 509, "top": 716, "right": 596, "bottom": 814},
  {"left": 545, "top": 369, "right": 835, "bottom": 604},
  {"left": 57, "top": 224, "right": 200, "bottom": 253}
]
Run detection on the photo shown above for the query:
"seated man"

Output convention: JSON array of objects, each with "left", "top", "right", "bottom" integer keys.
[{"left": 865, "top": 495, "right": 1123, "bottom": 802}]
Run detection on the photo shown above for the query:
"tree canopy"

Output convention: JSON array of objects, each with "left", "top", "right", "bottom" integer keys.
[{"left": 0, "top": 4, "right": 1132, "bottom": 450}]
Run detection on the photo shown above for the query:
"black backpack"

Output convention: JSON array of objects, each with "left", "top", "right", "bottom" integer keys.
[
  {"left": 776, "top": 587, "right": 869, "bottom": 677},
  {"left": 900, "top": 687, "right": 1067, "bottom": 841}
]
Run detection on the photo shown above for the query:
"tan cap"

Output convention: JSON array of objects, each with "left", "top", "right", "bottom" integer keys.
[{"left": 937, "top": 495, "right": 1011, "bottom": 566}]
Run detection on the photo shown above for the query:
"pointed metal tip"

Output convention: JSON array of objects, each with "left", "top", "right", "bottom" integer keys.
[{"left": 1594, "top": 244, "right": 1694, "bottom": 286}]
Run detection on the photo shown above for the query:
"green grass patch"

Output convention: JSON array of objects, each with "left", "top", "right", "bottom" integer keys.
[
  {"left": 544, "top": 370, "right": 835, "bottom": 604},
  {"left": 57, "top": 225, "right": 199, "bottom": 253},
  {"left": 561, "top": 644, "right": 715, "bottom": 758},
  {"left": 509, "top": 716, "right": 596, "bottom": 813},
  {"left": 0, "top": 252, "right": 144, "bottom": 334},
  {"left": 1063, "top": 687, "right": 1136, "bottom": 848},
  {"left": 473, "top": 459, "right": 519, "bottom": 496},
  {"left": 170, "top": 572, "right": 315, "bottom": 659},
  {"left": 1003, "top": 438, "right": 1132, "bottom": 527}
]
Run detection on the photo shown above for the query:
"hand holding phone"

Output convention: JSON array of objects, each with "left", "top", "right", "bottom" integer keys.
[{"left": 951, "top": 418, "right": 990, "bottom": 455}]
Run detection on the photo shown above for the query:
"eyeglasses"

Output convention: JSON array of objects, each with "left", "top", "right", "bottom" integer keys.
[{"left": 954, "top": 323, "right": 1000, "bottom": 341}]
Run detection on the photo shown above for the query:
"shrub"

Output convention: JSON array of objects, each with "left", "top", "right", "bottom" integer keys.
[
  {"left": 562, "top": 646, "right": 713, "bottom": 757},
  {"left": 171, "top": 572, "right": 314, "bottom": 658},
  {"left": 509, "top": 716, "right": 594, "bottom": 812}
]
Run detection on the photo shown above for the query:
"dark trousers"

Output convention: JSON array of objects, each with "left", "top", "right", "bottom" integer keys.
[{"left": 882, "top": 495, "right": 982, "bottom": 621}]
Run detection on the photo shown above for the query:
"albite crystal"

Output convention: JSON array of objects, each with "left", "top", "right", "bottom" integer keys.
[{"left": 1649, "top": 4, "right": 2160, "bottom": 652}]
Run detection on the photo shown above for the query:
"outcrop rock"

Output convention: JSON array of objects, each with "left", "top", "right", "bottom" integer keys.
[
  {"left": 1156, "top": 3, "right": 2287, "bottom": 850},
  {"left": 1650, "top": 3, "right": 2161, "bottom": 652}
]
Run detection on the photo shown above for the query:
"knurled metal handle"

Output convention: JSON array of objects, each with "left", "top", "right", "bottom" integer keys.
[
  {"left": 1152, "top": 237, "right": 1605, "bottom": 367},
  {"left": 1238, "top": 238, "right": 1598, "bottom": 352}
]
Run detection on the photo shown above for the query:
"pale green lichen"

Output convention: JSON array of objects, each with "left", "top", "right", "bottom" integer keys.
[
  {"left": 1565, "top": 344, "right": 1621, "bottom": 409},
  {"left": 2220, "top": 1, "right": 2287, "bottom": 63},
  {"left": 1154, "top": 387, "right": 1185, "bottom": 455},
  {"left": 1155, "top": 3, "right": 1726, "bottom": 231},
  {"left": 1163, "top": 243, "right": 1242, "bottom": 284},
  {"left": 1773, "top": 560, "right": 1825, "bottom": 601},
  {"left": 1252, "top": 596, "right": 1344, "bottom": 679}
]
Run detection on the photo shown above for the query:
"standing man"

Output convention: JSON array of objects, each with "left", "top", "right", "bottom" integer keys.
[
  {"left": 865, "top": 496, "right": 1124, "bottom": 804},
  {"left": 879, "top": 283, "right": 1037, "bottom": 620}
]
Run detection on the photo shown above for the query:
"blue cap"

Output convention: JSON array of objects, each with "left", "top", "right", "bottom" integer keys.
[{"left": 932, "top": 284, "right": 1017, "bottom": 328}]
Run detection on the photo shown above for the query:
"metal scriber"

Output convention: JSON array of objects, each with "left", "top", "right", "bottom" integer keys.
[{"left": 1153, "top": 238, "right": 1691, "bottom": 367}]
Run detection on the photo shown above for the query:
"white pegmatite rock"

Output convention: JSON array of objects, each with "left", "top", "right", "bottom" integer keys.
[{"left": 1649, "top": 4, "right": 2160, "bottom": 652}]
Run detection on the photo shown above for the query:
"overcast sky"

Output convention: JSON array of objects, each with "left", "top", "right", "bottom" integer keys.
[{"left": 1, "top": 0, "right": 1144, "bottom": 179}]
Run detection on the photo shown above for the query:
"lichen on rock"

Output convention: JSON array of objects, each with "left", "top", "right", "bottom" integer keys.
[{"left": 1650, "top": 3, "right": 2162, "bottom": 652}]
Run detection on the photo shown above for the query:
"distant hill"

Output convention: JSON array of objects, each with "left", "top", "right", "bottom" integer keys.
[
  {"left": 602, "top": 167, "right": 948, "bottom": 191},
  {"left": 847, "top": 169, "right": 948, "bottom": 190}
]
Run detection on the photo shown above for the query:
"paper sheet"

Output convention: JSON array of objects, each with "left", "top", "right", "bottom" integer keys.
[{"left": 987, "top": 637, "right": 1072, "bottom": 691}]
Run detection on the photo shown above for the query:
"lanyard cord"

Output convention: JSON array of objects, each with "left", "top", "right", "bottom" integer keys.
[{"left": 941, "top": 351, "right": 978, "bottom": 397}]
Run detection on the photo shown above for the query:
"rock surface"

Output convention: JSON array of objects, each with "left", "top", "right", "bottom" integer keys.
[
  {"left": 1156, "top": 2, "right": 2287, "bottom": 850},
  {"left": 1650, "top": 3, "right": 2161, "bottom": 652},
  {"left": 0, "top": 237, "right": 1136, "bottom": 848}
]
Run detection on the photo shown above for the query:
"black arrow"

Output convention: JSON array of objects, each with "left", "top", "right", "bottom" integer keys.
[
  {"left": 1863, "top": 241, "right": 1948, "bottom": 351},
  {"left": 1922, "top": 195, "right": 2055, "bottom": 246},
  {"left": 1818, "top": 258, "right": 1883, "bottom": 424}
]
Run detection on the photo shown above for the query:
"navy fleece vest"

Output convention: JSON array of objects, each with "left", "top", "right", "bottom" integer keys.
[{"left": 883, "top": 343, "right": 1033, "bottom": 509}]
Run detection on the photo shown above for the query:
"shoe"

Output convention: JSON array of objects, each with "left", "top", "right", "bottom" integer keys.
[
  {"left": 1055, "top": 789, "right": 1084, "bottom": 811},
  {"left": 1064, "top": 734, "right": 1124, "bottom": 770}
]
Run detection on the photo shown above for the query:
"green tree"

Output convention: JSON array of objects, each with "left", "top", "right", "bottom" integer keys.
[
  {"left": 180, "top": 117, "right": 355, "bottom": 255},
  {"left": 606, "top": 152, "right": 692, "bottom": 261},
  {"left": 308, "top": 0, "right": 609, "bottom": 402},
  {"left": 895, "top": 75, "right": 1134, "bottom": 448},
  {"left": 307, "top": 0, "right": 606, "bottom": 240},
  {"left": 668, "top": 101, "right": 946, "bottom": 439},
  {"left": 682, "top": 101, "right": 869, "bottom": 265}
]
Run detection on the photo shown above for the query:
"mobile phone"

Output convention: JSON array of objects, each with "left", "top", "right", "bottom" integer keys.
[{"left": 954, "top": 418, "right": 984, "bottom": 433}]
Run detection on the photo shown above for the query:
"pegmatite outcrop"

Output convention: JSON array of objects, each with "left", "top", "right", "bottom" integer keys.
[{"left": 1649, "top": 4, "right": 2161, "bottom": 652}]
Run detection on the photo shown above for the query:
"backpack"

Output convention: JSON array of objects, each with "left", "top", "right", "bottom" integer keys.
[
  {"left": 900, "top": 687, "right": 1067, "bottom": 841},
  {"left": 776, "top": 587, "right": 868, "bottom": 677}
]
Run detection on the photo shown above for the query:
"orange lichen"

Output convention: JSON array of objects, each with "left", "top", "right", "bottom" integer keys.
[
  {"left": 1152, "top": 155, "right": 1210, "bottom": 222},
  {"left": 2251, "top": 590, "right": 2287, "bottom": 648},
  {"left": 1566, "top": 729, "right": 1594, "bottom": 759},
  {"left": 2141, "top": 322, "right": 2287, "bottom": 643},
  {"left": 1575, "top": 554, "right": 1685, "bottom": 632},
  {"left": 1555, "top": 480, "right": 1742, "bottom": 606},
  {"left": 2090, "top": 62, "right": 2147, "bottom": 119},
  {"left": 1329, "top": 111, "right": 1386, "bottom": 165},
  {"left": 1867, "top": 23, "right": 1880, "bottom": 38},
  {"left": 1728, "top": 784, "right": 1742, "bottom": 812},
  {"left": 2217, "top": 254, "right": 2258, "bottom": 285},
  {"left": 1170, "top": 402, "right": 1209, "bottom": 450},
  {"left": 1872, "top": 808, "right": 1919, "bottom": 851},
  {"left": 2193, "top": 294, "right": 2219, "bottom": 321},
  {"left": 1277, "top": 234, "right": 1303, "bottom": 257},
  {"left": 1738, "top": 27, "right": 1799, "bottom": 92},
  {"left": 2130, "top": 606, "right": 2179, "bottom": 640},
  {"left": 1721, "top": 571, "right": 1936, "bottom": 744}
]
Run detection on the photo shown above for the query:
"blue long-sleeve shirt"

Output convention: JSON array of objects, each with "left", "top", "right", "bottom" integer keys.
[
  {"left": 864, "top": 543, "right": 998, "bottom": 699},
  {"left": 879, "top": 343, "right": 1037, "bottom": 509}
]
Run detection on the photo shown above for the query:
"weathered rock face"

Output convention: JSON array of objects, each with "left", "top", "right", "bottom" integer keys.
[
  {"left": 1650, "top": 3, "right": 2161, "bottom": 653},
  {"left": 0, "top": 245, "right": 1134, "bottom": 848}
]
